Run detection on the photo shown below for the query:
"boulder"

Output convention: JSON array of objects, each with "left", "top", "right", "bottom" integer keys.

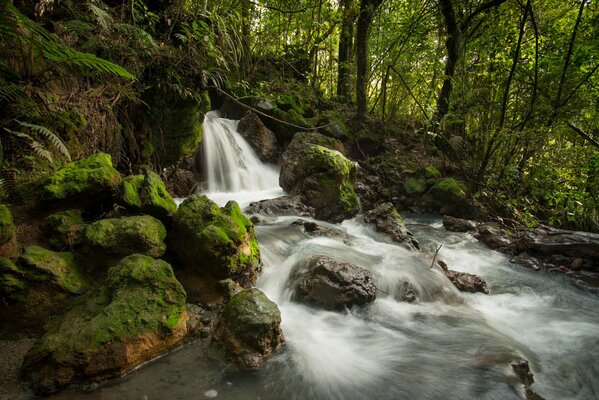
[
  {"left": 437, "top": 261, "right": 489, "bottom": 294},
  {"left": 214, "top": 288, "right": 283, "bottom": 370},
  {"left": 83, "top": 215, "right": 167, "bottom": 258},
  {"left": 21, "top": 254, "right": 188, "bottom": 394},
  {"left": 423, "top": 177, "right": 469, "bottom": 216},
  {"left": 171, "top": 195, "right": 261, "bottom": 286},
  {"left": 292, "top": 257, "right": 376, "bottom": 310},
  {"left": 521, "top": 226, "right": 599, "bottom": 260},
  {"left": 475, "top": 223, "right": 514, "bottom": 250},
  {"left": 41, "top": 153, "right": 122, "bottom": 204},
  {"left": 43, "top": 210, "right": 85, "bottom": 250},
  {"left": 0, "top": 204, "right": 15, "bottom": 244},
  {"left": 291, "top": 219, "right": 348, "bottom": 241},
  {"left": 164, "top": 168, "right": 197, "bottom": 197},
  {"left": 355, "top": 166, "right": 389, "bottom": 212},
  {"left": 245, "top": 195, "right": 315, "bottom": 217},
  {"left": 237, "top": 112, "right": 279, "bottom": 162},
  {"left": 442, "top": 215, "right": 478, "bottom": 232},
  {"left": 280, "top": 136, "right": 358, "bottom": 222},
  {"left": 511, "top": 358, "right": 544, "bottom": 400},
  {"left": 118, "top": 171, "right": 177, "bottom": 221},
  {"left": 361, "top": 203, "right": 420, "bottom": 251}
]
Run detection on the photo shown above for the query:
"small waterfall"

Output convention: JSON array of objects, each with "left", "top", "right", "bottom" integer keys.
[{"left": 201, "top": 111, "right": 283, "bottom": 206}]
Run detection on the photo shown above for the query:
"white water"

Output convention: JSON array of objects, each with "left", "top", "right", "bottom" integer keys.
[{"left": 56, "top": 114, "right": 599, "bottom": 400}]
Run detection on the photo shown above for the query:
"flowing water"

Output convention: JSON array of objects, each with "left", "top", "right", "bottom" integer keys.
[{"left": 54, "top": 113, "right": 599, "bottom": 400}]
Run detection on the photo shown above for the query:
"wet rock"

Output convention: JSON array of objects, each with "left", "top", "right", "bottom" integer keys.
[
  {"left": 510, "top": 253, "right": 543, "bottom": 271},
  {"left": 164, "top": 168, "right": 197, "bottom": 197},
  {"left": 361, "top": 203, "right": 420, "bottom": 251},
  {"left": 570, "top": 258, "right": 584, "bottom": 271},
  {"left": 83, "top": 215, "right": 167, "bottom": 258},
  {"left": 43, "top": 210, "right": 85, "bottom": 250},
  {"left": 355, "top": 166, "right": 389, "bottom": 212},
  {"left": 245, "top": 196, "right": 314, "bottom": 217},
  {"left": 444, "top": 269, "right": 489, "bottom": 294},
  {"left": 442, "top": 215, "right": 477, "bottom": 232},
  {"left": 522, "top": 226, "right": 599, "bottom": 260},
  {"left": 237, "top": 112, "right": 279, "bottom": 163},
  {"left": 511, "top": 358, "right": 544, "bottom": 400},
  {"left": 118, "top": 171, "right": 177, "bottom": 222},
  {"left": 41, "top": 153, "right": 122, "bottom": 205},
  {"left": 292, "top": 257, "right": 376, "bottom": 310},
  {"left": 398, "top": 281, "right": 417, "bottom": 303},
  {"left": 171, "top": 195, "right": 261, "bottom": 286},
  {"left": 291, "top": 219, "right": 347, "bottom": 241},
  {"left": 21, "top": 254, "right": 188, "bottom": 394},
  {"left": 214, "top": 288, "right": 283, "bottom": 370},
  {"left": 475, "top": 223, "right": 513, "bottom": 250}
]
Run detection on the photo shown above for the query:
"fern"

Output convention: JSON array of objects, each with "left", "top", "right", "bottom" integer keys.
[
  {"left": 64, "top": 20, "right": 95, "bottom": 37},
  {"left": 87, "top": 1, "right": 113, "bottom": 30},
  {"left": 0, "top": 83, "right": 23, "bottom": 102},
  {"left": 15, "top": 121, "right": 71, "bottom": 161}
]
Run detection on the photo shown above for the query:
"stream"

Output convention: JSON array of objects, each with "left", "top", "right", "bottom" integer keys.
[{"left": 53, "top": 112, "right": 599, "bottom": 400}]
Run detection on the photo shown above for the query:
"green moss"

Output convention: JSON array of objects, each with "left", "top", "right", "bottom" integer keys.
[
  {"left": 0, "top": 257, "right": 27, "bottom": 298},
  {"left": 424, "top": 166, "right": 441, "bottom": 179},
  {"left": 404, "top": 177, "right": 428, "bottom": 194},
  {"left": 41, "top": 153, "right": 122, "bottom": 202},
  {"left": 0, "top": 204, "right": 15, "bottom": 244},
  {"left": 433, "top": 178, "right": 466, "bottom": 197},
  {"left": 118, "top": 172, "right": 177, "bottom": 220},
  {"left": 83, "top": 215, "right": 167, "bottom": 258},
  {"left": 20, "top": 246, "right": 89, "bottom": 294},
  {"left": 320, "top": 110, "right": 349, "bottom": 139},
  {"left": 44, "top": 210, "right": 84, "bottom": 250}
]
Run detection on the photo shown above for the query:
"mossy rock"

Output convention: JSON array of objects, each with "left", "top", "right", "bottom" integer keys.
[
  {"left": 318, "top": 110, "right": 349, "bottom": 140},
  {"left": 41, "top": 153, "right": 122, "bottom": 204},
  {"left": 43, "top": 210, "right": 85, "bottom": 250},
  {"left": 0, "top": 257, "right": 26, "bottom": 301},
  {"left": 214, "top": 288, "right": 283, "bottom": 370},
  {"left": 404, "top": 177, "right": 428, "bottom": 195},
  {"left": 424, "top": 166, "right": 441, "bottom": 179},
  {"left": 145, "top": 89, "right": 210, "bottom": 165},
  {"left": 0, "top": 204, "right": 15, "bottom": 244},
  {"left": 118, "top": 171, "right": 177, "bottom": 221},
  {"left": 171, "top": 195, "right": 261, "bottom": 286},
  {"left": 280, "top": 144, "right": 359, "bottom": 222},
  {"left": 431, "top": 178, "right": 466, "bottom": 198},
  {"left": 22, "top": 254, "right": 188, "bottom": 394},
  {"left": 83, "top": 215, "right": 167, "bottom": 258}
]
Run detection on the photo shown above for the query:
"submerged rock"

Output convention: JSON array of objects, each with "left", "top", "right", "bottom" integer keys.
[
  {"left": 246, "top": 195, "right": 315, "bottom": 217},
  {"left": 21, "top": 254, "right": 188, "bottom": 394},
  {"left": 280, "top": 136, "right": 359, "bottom": 222},
  {"left": 171, "top": 195, "right": 261, "bottom": 286},
  {"left": 442, "top": 215, "right": 478, "bottom": 232},
  {"left": 292, "top": 256, "right": 376, "bottom": 310},
  {"left": 511, "top": 358, "right": 544, "bottom": 400},
  {"left": 83, "top": 215, "right": 167, "bottom": 258},
  {"left": 362, "top": 203, "right": 420, "bottom": 251},
  {"left": 214, "top": 288, "right": 283, "bottom": 370},
  {"left": 41, "top": 153, "right": 122, "bottom": 205},
  {"left": 118, "top": 171, "right": 177, "bottom": 221},
  {"left": 43, "top": 210, "right": 85, "bottom": 250},
  {"left": 237, "top": 112, "right": 279, "bottom": 162}
]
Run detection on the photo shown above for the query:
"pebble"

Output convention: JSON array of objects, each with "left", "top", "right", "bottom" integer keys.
[{"left": 204, "top": 389, "right": 218, "bottom": 398}]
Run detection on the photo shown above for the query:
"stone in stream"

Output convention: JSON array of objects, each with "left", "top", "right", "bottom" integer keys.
[
  {"left": 437, "top": 260, "right": 489, "bottom": 294},
  {"left": 361, "top": 203, "right": 420, "bottom": 251},
  {"left": 246, "top": 195, "right": 315, "bottom": 217},
  {"left": 511, "top": 358, "right": 545, "bottom": 400},
  {"left": 237, "top": 112, "right": 279, "bottom": 163},
  {"left": 442, "top": 215, "right": 478, "bottom": 232},
  {"left": 292, "top": 256, "right": 376, "bottom": 310},
  {"left": 214, "top": 288, "right": 284, "bottom": 370},
  {"left": 21, "top": 254, "right": 188, "bottom": 394}
]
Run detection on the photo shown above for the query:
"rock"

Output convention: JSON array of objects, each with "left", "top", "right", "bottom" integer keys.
[
  {"left": 280, "top": 141, "right": 359, "bottom": 222},
  {"left": 21, "top": 254, "right": 188, "bottom": 394},
  {"left": 511, "top": 358, "right": 544, "bottom": 400},
  {"left": 442, "top": 215, "right": 478, "bottom": 232},
  {"left": 43, "top": 210, "right": 85, "bottom": 250},
  {"left": 41, "top": 153, "right": 122, "bottom": 205},
  {"left": 83, "top": 215, "right": 167, "bottom": 258},
  {"left": 245, "top": 195, "right": 315, "bottom": 217},
  {"left": 404, "top": 177, "right": 428, "bottom": 195},
  {"left": 171, "top": 195, "right": 261, "bottom": 286},
  {"left": 164, "top": 168, "right": 197, "bottom": 197},
  {"left": 237, "top": 112, "right": 279, "bottom": 162},
  {"left": 475, "top": 223, "right": 513, "bottom": 250},
  {"left": 424, "top": 177, "right": 469, "bottom": 216},
  {"left": 444, "top": 269, "right": 489, "bottom": 294},
  {"left": 118, "top": 171, "right": 177, "bottom": 221},
  {"left": 286, "top": 131, "right": 345, "bottom": 154},
  {"left": 398, "top": 281, "right": 417, "bottom": 303},
  {"left": 317, "top": 110, "right": 349, "bottom": 140},
  {"left": 510, "top": 253, "right": 543, "bottom": 271},
  {"left": 214, "top": 288, "right": 283, "bottom": 370},
  {"left": 0, "top": 204, "right": 15, "bottom": 245},
  {"left": 355, "top": 166, "right": 389, "bottom": 211},
  {"left": 292, "top": 256, "right": 376, "bottom": 310},
  {"left": 521, "top": 226, "right": 599, "bottom": 260},
  {"left": 361, "top": 203, "right": 420, "bottom": 251},
  {"left": 291, "top": 219, "right": 347, "bottom": 241},
  {"left": 570, "top": 258, "right": 584, "bottom": 271}
]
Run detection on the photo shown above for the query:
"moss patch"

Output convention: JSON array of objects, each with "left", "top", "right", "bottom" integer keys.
[
  {"left": 424, "top": 166, "right": 441, "bottom": 179},
  {"left": 43, "top": 210, "right": 85, "bottom": 250},
  {"left": 118, "top": 171, "right": 177, "bottom": 220},
  {"left": 433, "top": 178, "right": 466, "bottom": 198},
  {"left": 0, "top": 204, "right": 15, "bottom": 244},
  {"left": 404, "top": 177, "right": 428, "bottom": 194}
]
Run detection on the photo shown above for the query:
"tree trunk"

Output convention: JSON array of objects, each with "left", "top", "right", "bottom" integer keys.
[
  {"left": 356, "top": 0, "right": 383, "bottom": 119},
  {"left": 337, "top": 0, "right": 355, "bottom": 100}
]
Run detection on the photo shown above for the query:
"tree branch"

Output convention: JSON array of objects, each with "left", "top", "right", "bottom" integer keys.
[
  {"left": 460, "top": 0, "right": 508, "bottom": 31},
  {"left": 567, "top": 121, "right": 599, "bottom": 148}
]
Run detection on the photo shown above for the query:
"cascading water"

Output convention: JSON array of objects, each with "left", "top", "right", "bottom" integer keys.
[{"left": 55, "top": 113, "right": 599, "bottom": 400}]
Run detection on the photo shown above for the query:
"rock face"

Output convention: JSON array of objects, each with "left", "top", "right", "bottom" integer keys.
[
  {"left": 280, "top": 132, "right": 359, "bottom": 222},
  {"left": 362, "top": 203, "right": 420, "bottom": 251},
  {"left": 171, "top": 195, "right": 261, "bottom": 286},
  {"left": 83, "top": 215, "right": 167, "bottom": 258},
  {"left": 237, "top": 112, "right": 279, "bottom": 162},
  {"left": 442, "top": 215, "right": 478, "bottom": 232},
  {"left": 43, "top": 210, "right": 85, "bottom": 250},
  {"left": 214, "top": 288, "right": 283, "bottom": 370},
  {"left": 292, "top": 257, "right": 376, "bottom": 310},
  {"left": 21, "top": 254, "right": 188, "bottom": 394},
  {"left": 41, "top": 153, "right": 122, "bottom": 204},
  {"left": 245, "top": 195, "right": 315, "bottom": 217},
  {"left": 0, "top": 204, "right": 15, "bottom": 244},
  {"left": 118, "top": 171, "right": 177, "bottom": 221}
]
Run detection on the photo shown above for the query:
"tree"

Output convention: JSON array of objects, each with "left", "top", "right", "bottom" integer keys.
[{"left": 356, "top": 0, "right": 384, "bottom": 118}]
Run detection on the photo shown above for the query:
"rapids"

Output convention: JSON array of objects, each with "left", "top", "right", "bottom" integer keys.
[{"left": 53, "top": 112, "right": 599, "bottom": 400}]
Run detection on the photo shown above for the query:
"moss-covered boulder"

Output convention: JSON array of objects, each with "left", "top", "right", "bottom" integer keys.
[
  {"left": 41, "top": 153, "right": 122, "bottom": 205},
  {"left": 214, "top": 288, "right": 283, "bottom": 370},
  {"left": 0, "top": 247, "right": 89, "bottom": 326},
  {"left": 280, "top": 139, "right": 359, "bottom": 222},
  {"left": 0, "top": 204, "right": 15, "bottom": 244},
  {"left": 171, "top": 195, "right": 261, "bottom": 286},
  {"left": 21, "top": 254, "right": 188, "bottom": 394},
  {"left": 404, "top": 177, "right": 427, "bottom": 195},
  {"left": 423, "top": 178, "right": 469, "bottom": 216},
  {"left": 83, "top": 215, "right": 167, "bottom": 258},
  {"left": 43, "top": 210, "right": 85, "bottom": 250},
  {"left": 118, "top": 171, "right": 177, "bottom": 221}
]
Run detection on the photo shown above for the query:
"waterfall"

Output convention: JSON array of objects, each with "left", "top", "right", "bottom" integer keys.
[{"left": 201, "top": 111, "right": 283, "bottom": 206}]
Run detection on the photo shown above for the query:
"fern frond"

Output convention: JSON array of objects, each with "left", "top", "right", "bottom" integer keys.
[
  {"left": 87, "top": 1, "right": 113, "bottom": 30},
  {"left": 0, "top": 83, "right": 24, "bottom": 102},
  {"left": 15, "top": 121, "right": 71, "bottom": 161},
  {"left": 30, "top": 140, "right": 54, "bottom": 163},
  {"left": 64, "top": 20, "right": 95, "bottom": 37}
]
